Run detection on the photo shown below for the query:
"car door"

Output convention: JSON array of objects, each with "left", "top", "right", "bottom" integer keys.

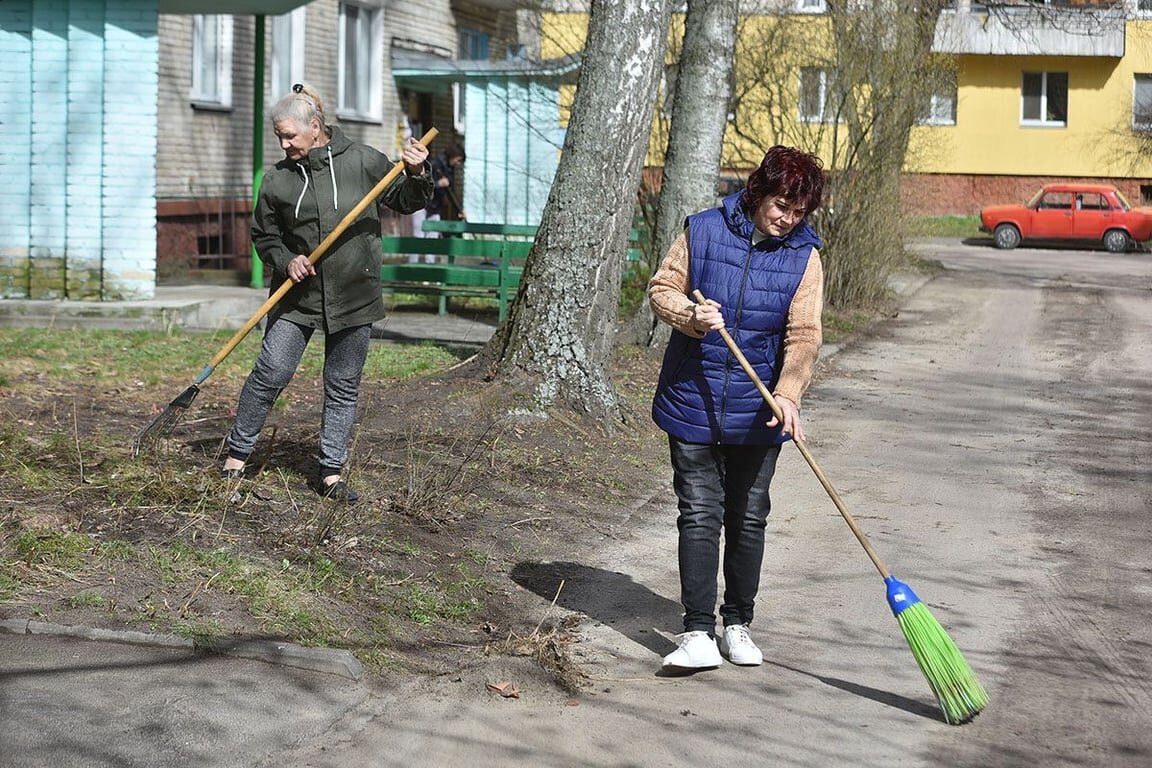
[
  {"left": 1071, "top": 191, "right": 1112, "bottom": 240},
  {"left": 1030, "top": 190, "right": 1075, "bottom": 239}
]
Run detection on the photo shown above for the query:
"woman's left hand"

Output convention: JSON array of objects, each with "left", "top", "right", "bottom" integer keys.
[
  {"left": 768, "top": 395, "right": 805, "bottom": 442},
  {"left": 402, "top": 138, "right": 430, "bottom": 175}
]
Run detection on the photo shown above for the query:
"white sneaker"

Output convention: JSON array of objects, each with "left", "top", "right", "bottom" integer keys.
[
  {"left": 720, "top": 624, "right": 763, "bottom": 666},
  {"left": 662, "top": 631, "right": 723, "bottom": 669}
]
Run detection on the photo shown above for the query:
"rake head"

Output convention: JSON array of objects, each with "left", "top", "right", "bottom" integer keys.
[{"left": 131, "top": 384, "right": 201, "bottom": 456}]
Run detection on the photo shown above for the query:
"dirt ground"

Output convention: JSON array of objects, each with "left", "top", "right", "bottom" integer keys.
[
  {"left": 0, "top": 335, "right": 704, "bottom": 687},
  {"left": 7, "top": 244, "right": 1152, "bottom": 767}
]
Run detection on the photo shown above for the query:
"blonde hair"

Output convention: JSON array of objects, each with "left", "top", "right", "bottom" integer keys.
[{"left": 270, "top": 82, "right": 329, "bottom": 133}]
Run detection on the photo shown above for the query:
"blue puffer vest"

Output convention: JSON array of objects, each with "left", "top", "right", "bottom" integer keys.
[{"left": 651, "top": 193, "right": 822, "bottom": 445}]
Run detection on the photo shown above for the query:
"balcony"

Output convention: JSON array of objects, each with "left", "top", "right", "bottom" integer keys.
[{"left": 933, "top": 4, "right": 1126, "bottom": 57}]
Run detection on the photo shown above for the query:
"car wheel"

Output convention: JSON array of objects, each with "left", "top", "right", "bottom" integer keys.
[
  {"left": 993, "top": 223, "right": 1021, "bottom": 250},
  {"left": 1103, "top": 229, "right": 1131, "bottom": 253}
]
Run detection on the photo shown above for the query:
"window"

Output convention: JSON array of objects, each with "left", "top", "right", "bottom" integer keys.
[
  {"left": 1139, "top": 0, "right": 1152, "bottom": 14},
  {"left": 1021, "top": 71, "right": 1067, "bottom": 127},
  {"left": 1076, "top": 192, "right": 1110, "bottom": 211},
  {"left": 271, "top": 8, "right": 306, "bottom": 101},
  {"left": 1134, "top": 74, "right": 1152, "bottom": 132},
  {"left": 797, "top": 0, "right": 827, "bottom": 12},
  {"left": 1036, "top": 190, "right": 1073, "bottom": 210},
  {"left": 337, "top": 2, "right": 383, "bottom": 120},
  {"left": 459, "top": 29, "right": 490, "bottom": 61},
  {"left": 918, "top": 81, "right": 957, "bottom": 126},
  {"left": 799, "top": 67, "right": 837, "bottom": 123},
  {"left": 191, "top": 15, "right": 233, "bottom": 109}
]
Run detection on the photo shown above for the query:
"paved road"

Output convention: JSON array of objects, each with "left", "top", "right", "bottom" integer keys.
[{"left": 3, "top": 240, "right": 1151, "bottom": 767}]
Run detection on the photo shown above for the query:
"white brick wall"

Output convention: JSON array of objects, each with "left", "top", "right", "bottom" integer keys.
[
  {"left": 100, "top": 1, "right": 158, "bottom": 299},
  {"left": 0, "top": 0, "right": 33, "bottom": 298}
]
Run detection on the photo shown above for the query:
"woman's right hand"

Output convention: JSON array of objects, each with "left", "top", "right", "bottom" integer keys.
[
  {"left": 287, "top": 254, "right": 316, "bottom": 283},
  {"left": 691, "top": 299, "right": 725, "bottom": 333}
]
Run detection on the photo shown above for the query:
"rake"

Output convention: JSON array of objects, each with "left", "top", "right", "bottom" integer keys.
[
  {"left": 692, "top": 290, "right": 987, "bottom": 724},
  {"left": 131, "top": 127, "right": 440, "bottom": 456}
]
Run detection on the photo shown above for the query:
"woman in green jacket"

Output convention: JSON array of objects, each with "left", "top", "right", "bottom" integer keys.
[{"left": 221, "top": 83, "right": 433, "bottom": 502}]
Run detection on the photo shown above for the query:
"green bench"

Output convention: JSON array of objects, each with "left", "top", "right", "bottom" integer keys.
[
  {"left": 379, "top": 232, "right": 529, "bottom": 320},
  {"left": 379, "top": 221, "right": 647, "bottom": 321}
]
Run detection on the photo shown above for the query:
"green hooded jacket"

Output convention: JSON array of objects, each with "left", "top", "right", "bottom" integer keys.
[{"left": 252, "top": 125, "right": 434, "bottom": 333}]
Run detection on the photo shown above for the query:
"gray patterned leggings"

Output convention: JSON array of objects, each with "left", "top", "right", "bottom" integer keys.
[{"left": 226, "top": 318, "right": 371, "bottom": 477}]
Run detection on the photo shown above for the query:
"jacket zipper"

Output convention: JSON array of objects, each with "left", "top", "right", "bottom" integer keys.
[{"left": 718, "top": 239, "right": 755, "bottom": 439}]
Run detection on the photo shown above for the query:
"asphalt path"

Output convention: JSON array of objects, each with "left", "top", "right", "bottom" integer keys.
[{"left": 3, "top": 239, "right": 1151, "bottom": 767}]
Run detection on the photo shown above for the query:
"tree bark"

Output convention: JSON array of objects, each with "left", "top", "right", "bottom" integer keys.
[
  {"left": 479, "top": 0, "right": 673, "bottom": 422},
  {"left": 636, "top": 0, "right": 738, "bottom": 348}
]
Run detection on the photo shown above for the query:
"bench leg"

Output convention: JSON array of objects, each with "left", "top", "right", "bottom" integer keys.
[{"left": 438, "top": 294, "right": 448, "bottom": 316}]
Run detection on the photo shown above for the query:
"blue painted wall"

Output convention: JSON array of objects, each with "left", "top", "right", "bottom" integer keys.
[
  {"left": 464, "top": 80, "right": 562, "bottom": 226},
  {"left": 0, "top": 0, "right": 157, "bottom": 300}
]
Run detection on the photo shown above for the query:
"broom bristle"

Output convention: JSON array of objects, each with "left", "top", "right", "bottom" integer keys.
[{"left": 896, "top": 601, "right": 988, "bottom": 724}]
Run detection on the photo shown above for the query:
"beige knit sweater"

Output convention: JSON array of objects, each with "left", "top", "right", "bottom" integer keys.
[{"left": 648, "top": 231, "right": 824, "bottom": 406}]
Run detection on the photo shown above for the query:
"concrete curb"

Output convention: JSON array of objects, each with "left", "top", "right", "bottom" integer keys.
[{"left": 1, "top": 618, "right": 363, "bottom": 681}]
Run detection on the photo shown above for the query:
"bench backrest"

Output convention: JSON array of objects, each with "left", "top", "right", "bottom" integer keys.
[{"left": 381, "top": 236, "right": 532, "bottom": 260}]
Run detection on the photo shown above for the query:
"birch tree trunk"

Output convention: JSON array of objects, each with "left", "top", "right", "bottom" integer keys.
[
  {"left": 636, "top": 0, "right": 738, "bottom": 348},
  {"left": 479, "top": 0, "right": 673, "bottom": 422}
]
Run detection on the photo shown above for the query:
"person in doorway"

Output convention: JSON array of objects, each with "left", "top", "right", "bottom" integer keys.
[
  {"left": 220, "top": 83, "right": 433, "bottom": 503},
  {"left": 408, "top": 143, "right": 466, "bottom": 262},
  {"left": 649, "top": 145, "right": 826, "bottom": 669}
]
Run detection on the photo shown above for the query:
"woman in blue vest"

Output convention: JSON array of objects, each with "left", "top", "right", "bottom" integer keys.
[{"left": 649, "top": 145, "right": 826, "bottom": 669}]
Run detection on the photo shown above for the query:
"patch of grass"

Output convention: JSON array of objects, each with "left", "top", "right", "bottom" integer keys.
[
  {"left": 66, "top": 590, "right": 108, "bottom": 609},
  {"left": 822, "top": 306, "right": 880, "bottom": 346},
  {"left": 147, "top": 542, "right": 352, "bottom": 642},
  {"left": 97, "top": 540, "right": 137, "bottom": 561},
  {"left": 403, "top": 578, "right": 483, "bottom": 626},
  {"left": 0, "top": 329, "right": 460, "bottom": 396},
  {"left": 172, "top": 618, "right": 226, "bottom": 642},
  {"left": 0, "top": 570, "right": 19, "bottom": 601},
  {"left": 15, "top": 529, "right": 94, "bottom": 568},
  {"left": 0, "top": 328, "right": 260, "bottom": 391},
  {"left": 909, "top": 215, "right": 982, "bottom": 238},
  {"left": 0, "top": 426, "right": 70, "bottom": 491}
]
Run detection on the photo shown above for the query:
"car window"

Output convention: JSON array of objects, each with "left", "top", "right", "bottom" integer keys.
[
  {"left": 1078, "top": 193, "right": 1109, "bottom": 211},
  {"left": 1038, "top": 191, "right": 1073, "bottom": 210},
  {"left": 1115, "top": 189, "right": 1133, "bottom": 211}
]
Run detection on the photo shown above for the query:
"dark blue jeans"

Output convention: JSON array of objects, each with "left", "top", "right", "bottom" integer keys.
[{"left": 669, "top": 435, "right": 781, "bottom": 635}]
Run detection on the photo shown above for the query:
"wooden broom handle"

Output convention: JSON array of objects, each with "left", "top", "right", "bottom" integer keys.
[
  {"left": 691, "top": 289, "right": 891, "bottom": 579},
  {"left": 202, "top": 128, "right": 440, "bottom": 374}
]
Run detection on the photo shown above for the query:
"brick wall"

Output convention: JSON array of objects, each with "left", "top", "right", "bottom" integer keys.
[{"left": 902, "top": 173, "right": 1152, "bottom": 216}]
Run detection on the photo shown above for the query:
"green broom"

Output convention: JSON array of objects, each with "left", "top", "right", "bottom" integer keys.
[{"left": 692, "top": 290, "right": 987, "bottom": 724}]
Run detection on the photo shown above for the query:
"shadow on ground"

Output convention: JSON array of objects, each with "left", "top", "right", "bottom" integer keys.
[{"left": 509, "top": 560, "right": 681, "bottom": 658}]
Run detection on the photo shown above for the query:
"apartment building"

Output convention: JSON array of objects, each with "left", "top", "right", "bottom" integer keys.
[{"left": 2, "top": 0, "right": 568, "bottom": 299}]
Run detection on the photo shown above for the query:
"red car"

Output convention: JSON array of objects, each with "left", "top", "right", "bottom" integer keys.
[{"left": 979, "top": 183, "right": 1152, "bottom": 252}]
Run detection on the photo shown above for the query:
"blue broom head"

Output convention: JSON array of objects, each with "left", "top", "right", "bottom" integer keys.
[{"left": 885, "top": 575, "right": 921, "bottom": 617}]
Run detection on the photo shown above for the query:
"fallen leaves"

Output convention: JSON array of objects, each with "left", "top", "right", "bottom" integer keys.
[{"left": 485, "top": 680, "right": 520, "bottom": 699}]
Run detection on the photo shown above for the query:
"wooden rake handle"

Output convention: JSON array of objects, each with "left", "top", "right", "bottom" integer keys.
[
  {"left": 691, "top": 289, "right": 891, "bottom": 579},
  {"left": 198, "top": 128, "right": 441, "bottom": 380}
]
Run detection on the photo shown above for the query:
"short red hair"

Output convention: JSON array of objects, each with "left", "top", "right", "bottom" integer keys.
[{"left": 741, "top": 145, "right": 825, "bottom": 219}]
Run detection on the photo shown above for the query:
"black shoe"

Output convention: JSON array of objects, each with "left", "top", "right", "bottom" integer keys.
[{"left": 316, "top": 479, "right": 359, "bottom": 503}]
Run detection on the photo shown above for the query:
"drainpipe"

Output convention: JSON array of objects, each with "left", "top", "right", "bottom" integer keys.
[{"left": 250, "top": 14, "right": 266, "bottom": 289}]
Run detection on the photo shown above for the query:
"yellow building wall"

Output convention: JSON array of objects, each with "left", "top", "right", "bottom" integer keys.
[
  {"left": 909, "top": 23, "right": 1152, "bottom": 178},
  {"left": 543, "top": 13, "right": 1152, "bottom": 184}
]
